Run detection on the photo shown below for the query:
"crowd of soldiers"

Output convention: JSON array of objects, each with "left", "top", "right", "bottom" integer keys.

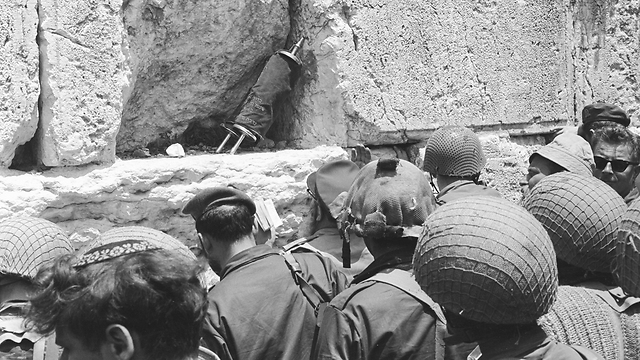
[{"left": 0, "top": 102, "right": 639, "bottom": 359}]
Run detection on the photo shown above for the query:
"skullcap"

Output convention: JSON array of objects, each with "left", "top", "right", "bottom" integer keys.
[{"left": 182, "top": 186, "right": 256, "bottom": 220}]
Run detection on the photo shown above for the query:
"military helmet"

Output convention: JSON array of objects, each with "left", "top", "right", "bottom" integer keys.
[
  {"left": 0, "top": 216, "right": 73, "bottom": 280},
  {"left": 423, "top": 126, "right": 486, "bottom": 177},
  {"left": 522, "top": 172, "right": 626, "bottom": 273},
  {"left": 615, "top": 199, "right": 640, "bottom": 296},
  {"left": 414, "top": 196, "right": 558, "bottom": 325},
  {"left": 340, "top": 158, "right": 436, "bottom": 240}
]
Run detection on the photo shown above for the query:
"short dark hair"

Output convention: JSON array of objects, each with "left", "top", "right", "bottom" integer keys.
[
  {"left": 195, "top": 203, "right": 254, "bottom": 241},
  {"left": 27, "top": 250, "right": 207, "bottom": 360},
  {"left": 590, "top": 125, "right": 640, "bottom": 163}
]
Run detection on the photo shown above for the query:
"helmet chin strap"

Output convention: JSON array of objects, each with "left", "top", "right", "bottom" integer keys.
[{"left": 429, "top": 173, "right": 439, "bottom": 194}]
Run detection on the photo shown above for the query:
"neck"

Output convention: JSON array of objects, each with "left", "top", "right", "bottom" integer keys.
[
  {"left": 436, "top": 174, "right": 465, "bottom": 190},
  {"left": 214, "top": 234, "right": 257, "bottom": 271},
  {"left": 365, "top": 237, "right": 415, "bottom": 259},
  {"left": 313, "top": 213, "right": 337, "bottom": 233}
]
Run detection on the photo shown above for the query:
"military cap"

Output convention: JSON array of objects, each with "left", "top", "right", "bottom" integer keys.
[
  {"left": 531, "top": 133, "right": 595, "bottom": 177},
  {"left": 182, "top": 186, "right": 256, "bottom": 220},
  {"left": 307, "top": 159, "right": 360, "bottom": 219},
  {"left": 582, "top": 103, "right": 630, "bottom": 127}
]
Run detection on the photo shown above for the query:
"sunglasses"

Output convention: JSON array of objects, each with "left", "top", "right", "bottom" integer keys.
[{"left": 593, "top": 156, "right": 638, "bottom": 172}]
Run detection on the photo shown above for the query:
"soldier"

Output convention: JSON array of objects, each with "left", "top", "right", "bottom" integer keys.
[
  {"left": 285, "top": 159, "right": 374, "bottom": 276},
  {"left": 423, "top": 126, "right": 501, "bottom": 205},
  {"left": 182, "top": 186, "right": 349, "bottom": 360},
  {"left": 312, "top": 158, "right": 445, "bottom": 360},
  {"left": 590, "top": 125, "right": 640, "bottom": 203},
  {"left": 0, "top": 216, "right": 74, "bottom": 360},
  {"left": 520, "top": 133, "right": 594, "bottom": 195},
  {"left": 26, "top": 233, "right": 214, "bottom": 360},
  {"left": 414, "top": 196, "right": 603, "bottom": 360}
]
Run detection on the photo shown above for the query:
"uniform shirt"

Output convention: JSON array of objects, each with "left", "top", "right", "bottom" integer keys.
[
  {"left": 436, "top": 180, "right": 502, "bottom": 205},
  {"left": 312, "top": 247, "right": 440, "bottom": 360},
  {"left": 202, "top": 245, "right": 349, "bottom": 360},
  {"left": 476, "top": 325, "right": 603, "bottom": 360},
  {"left": 292, "top": 228, "right": 374, "bottom": 277}
]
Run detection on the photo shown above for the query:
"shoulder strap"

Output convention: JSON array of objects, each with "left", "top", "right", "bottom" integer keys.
[
  {"left": 280, "top": 250, "right": 329, "bottom": 319},
  {"left": 365, "top": 268, "right": 446, "bottom": 360},
  {"left": 33, "top": 333, "right": 61, "bottom": 360}
]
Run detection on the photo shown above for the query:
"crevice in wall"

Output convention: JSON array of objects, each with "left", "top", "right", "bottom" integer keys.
[{"left": 10, "top": 0, "right": 44, "bottom": 171}]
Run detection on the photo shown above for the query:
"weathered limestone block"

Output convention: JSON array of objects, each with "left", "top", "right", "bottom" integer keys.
[
  {"left": 289, "top": 0, "right": 571, "bottom": 147},
  {"left": 38, "top": 0, "right": 130, "bottom": 167},
  {"left": 116, "top": 0, "right": 290, "bottom": 153},
  {"left": 0, "top": 146, "right": 348, "bottom": 247},
  {"left": 570, "top": 0, "right": 639, "bottom": 123},
  {"left": 0, "top": 0, "right": 39, "bottom": 167}
]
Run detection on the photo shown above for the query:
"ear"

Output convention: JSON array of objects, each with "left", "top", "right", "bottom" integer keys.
[{"left": 103, "top": 324, "right": 135, "bottom": 360}]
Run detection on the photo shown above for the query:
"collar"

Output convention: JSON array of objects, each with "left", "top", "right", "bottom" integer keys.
[
  {"left": 478, "top": 324, "right": 550, "bottom": 358},
  {"left": 352, "top": 246, "right": 414, "bottom": 284},
  {"left": 219, "top": 245, "right": 280, "bottom": 279},
  {"left": 437, "top": 179, "right": 475, "bottom": 198},
  {"left": 312, "top": 227, "right": 340, "bottom": 237}
]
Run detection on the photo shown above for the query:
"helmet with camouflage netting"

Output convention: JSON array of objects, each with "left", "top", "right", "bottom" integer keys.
[
  {"left": 0, "top": 216, "right": 73, "bottom": 280},
  {"left": 423, "top": 126, "right": 486, "bottom": 177},
  {"left": 522, "top": 172, "right": 626, "bottom": 273},
  {"left": 615, "top": 198, "right": 640, "bottom": 296},
  {"left": 340, "top": 158, "right": 437, "bottom": 241},
  {"left": 413, "top": 196, "right": 558, "bottom": 324}
]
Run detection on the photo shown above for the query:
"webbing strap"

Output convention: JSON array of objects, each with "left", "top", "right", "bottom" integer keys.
[
  {"left": 33, "top": 334, "right": 60, "bottom": 360},
  {"left": 364, "top": 268, "right": 446, "bottom": 360},
  {"left": 280, "top": 251, "right": 328, "bottom": 319}
]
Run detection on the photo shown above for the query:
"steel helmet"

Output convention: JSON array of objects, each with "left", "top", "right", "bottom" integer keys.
[
  {"left": 414, "top": 196, "right": 557, "bottom": 324},
  {"left": 0, "top": 216, "right": 73, "bottom": 280},
  {"left": 522, "top": 172, "right": 626, "bottom": 273},
  {"left": 423, "top": 126, "right": 486, "bottom": 177},
  {"left": 615, "top": 198, "right": 640, "bottom": 296},
  {"left": 340, "top": 158, "right": 436, "bottom": 240}
]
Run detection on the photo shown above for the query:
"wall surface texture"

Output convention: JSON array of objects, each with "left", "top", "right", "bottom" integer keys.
[{"left": 0, "top": 0, "right": 637, "bottom": 243}]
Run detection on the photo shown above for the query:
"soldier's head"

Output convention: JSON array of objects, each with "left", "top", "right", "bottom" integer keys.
[
  {"left": 414, "top": 196, "right": 557, "bottom": 339},
  {"left": 0, "top": 216, "right": 73, "bottom": 303},
  {"left": 339, "top": 158, "right": 436, "bottom": 257},
  {"left": 579, "top": 103, "right": 630, "bottom": 142},
  {"left": 521, "top": 133, "right": 594, "bottom": 195},
  {"left": 423, "top": 126, "right": 486, "bottom": 189},
  {"left": 306, "top": 160, "right": 360, "bottom": 230},
  {"left": 590, "top": 125, "right": 640, "bottom": 198},
  {"left": 183, "top": 186, "right": 257, "bottom": 273},
  {"left": 523, "top": 172, "right": 626, "bottom": 284},
  {"left": 27, "top": 240, "right": 207, "bottom": 360}
]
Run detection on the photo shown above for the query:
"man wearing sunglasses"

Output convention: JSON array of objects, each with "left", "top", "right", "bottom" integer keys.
[{"left": 590, "top": 125, "right": 640, "bottom": 203}]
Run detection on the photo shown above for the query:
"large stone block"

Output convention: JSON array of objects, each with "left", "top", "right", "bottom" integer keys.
[
  {"left": 116, "top": 0, "right": 290, "bottom": 153},
  {"left": 0, "top": 0, "right": 39, "bottom": 167},
  {"left": 286, "top": 0, "right": 571, "bottom": 147},
  {"left": 38, "top": 0, "right": 130, "bottom": 167},
  {"left": 570, "top": 0, "right": 639, "bottom": 123},
  {"left": 0, "top": 146, "right": 348, "bottom": 247}
]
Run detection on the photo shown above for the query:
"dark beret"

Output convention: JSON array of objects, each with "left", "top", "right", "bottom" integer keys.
[
  {"left": 582, "top": 103, "right": 630, "bottom": 127},
  {"left": 182, "top": 187, "right": 256, "bottom": 220}
]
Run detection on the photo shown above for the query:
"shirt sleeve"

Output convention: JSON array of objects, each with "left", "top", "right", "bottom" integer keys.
[
  {"left": 201, "top": 316, "right": 233, "bottom": 360},
  {"left": 312, "top": 304, "right": 362, "bottom": 360}
]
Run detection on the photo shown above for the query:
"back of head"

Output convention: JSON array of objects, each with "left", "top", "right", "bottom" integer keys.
[
  {"left": 0, "top": 216, "right": 73, "bottom": 281},
  {"left": 532, "top": 133, "right": 594, "bottom": 177},
  {"left": 184, "top": 187, "right": 256, "bottom": 240},
  {"left": 414, "top": 196, "right": 557, "bottom": 325},
  {"left": 423, "top": 126, "right": 486, "bottom": 177},
  {"left": 582, "top": 103, "right": 630, "bottom": 130},
  {"left": 340, "top": 158, "right": 436, "bottom": 241},
  {"left": 28, "top": 240, "right": 206, "bottom": 360},
  {"left": 522, "top": 172, "right": 626, "bottom": 273},
  {"left": 307, "top": 159, "right": 360, "bottom": 219}
]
